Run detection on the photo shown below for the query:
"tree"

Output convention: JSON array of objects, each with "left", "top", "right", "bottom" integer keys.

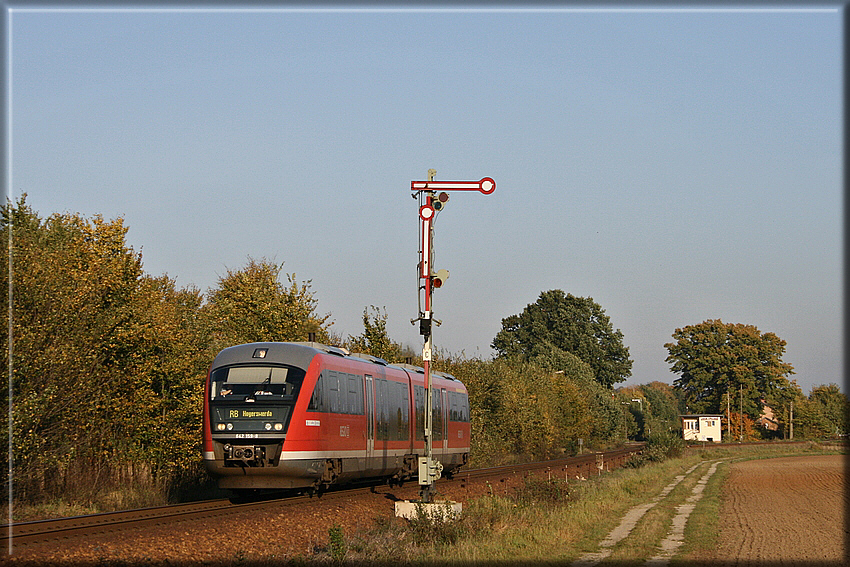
[
  {"left": 491, "top": 290, "right": 632, "bottom": 387},
  {"left": 615, "top": 388, "right": 643, "bottom": 440},
  {"left": 640, "top": 381, "right": 682, "bottom": 436},
  {"left": 1, "top": 198, "right": 339, "bottom": 506},
  {"left": 202, "top": 257, "right": 330, "bottom": 352},
  {"left": 797, "top": 384, "right": 849, "bottom": 438},
  {"left": 665, "top": 319, "right": 794, "bottom": 423},
  {"left": 1, "top": 196, "right": 210, "bottom": 501},
  {"left": 346, "top": 306, "right": 402, "bottom": 362}
]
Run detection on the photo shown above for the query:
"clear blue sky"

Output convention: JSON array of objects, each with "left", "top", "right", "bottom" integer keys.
[{"left": 9, "top": 6, "right": 842, "bottom": 395}]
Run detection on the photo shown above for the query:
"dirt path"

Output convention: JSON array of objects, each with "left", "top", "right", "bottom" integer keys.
[
  {"left": 709, "top": 454, "right": 847, "bottom": 565},
  {"left": 646, "top": 460, "right": 722, "bottom": 565},
  {"left": 571, "top": 461, "right": 707, "bottom": 566}
]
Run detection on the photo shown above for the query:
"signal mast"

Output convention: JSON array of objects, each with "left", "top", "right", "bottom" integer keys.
[{"left": 410, "top": 169, "right": 495, "bottom": 503}]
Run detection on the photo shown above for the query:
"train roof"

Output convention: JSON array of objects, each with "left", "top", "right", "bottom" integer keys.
[
  {"left": 348, "top": 352, "right": 389, "bottom": 366},
  {"left": 394, "top": 363, "right": 458, "bottom": 381},
  {"left": 211, "top": 342, "right": 459, "bottom": 382},
  {"left": 210, "top": 341, "right": 336, "bottom": 371}
]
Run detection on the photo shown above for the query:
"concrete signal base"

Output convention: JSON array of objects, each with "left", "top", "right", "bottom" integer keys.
[{"left": 394, "top": 500, "right": 462, "bottom": 521}]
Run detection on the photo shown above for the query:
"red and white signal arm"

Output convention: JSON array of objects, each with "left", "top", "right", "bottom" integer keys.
[{"left": 411, "top": 177, "right": 496, "bottom": 195}]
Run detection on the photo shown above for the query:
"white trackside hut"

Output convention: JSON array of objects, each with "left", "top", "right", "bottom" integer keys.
[{"left": 680, "top": 414, "right": 723, "bottom": 442}]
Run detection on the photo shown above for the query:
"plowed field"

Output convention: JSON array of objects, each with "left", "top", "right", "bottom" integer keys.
[{"left": 710, "top": 454, "right": 847, "bottom": 565}]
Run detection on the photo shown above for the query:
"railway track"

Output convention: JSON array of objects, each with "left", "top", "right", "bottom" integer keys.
[
  {"left": 2, "top": 497, "right": 240, "bottom": 549},
  {"left": 1, "top": 489, "right": 352, "bottom": 551},
  {"left": 2, "top": 443, "right": 644, "bottom": 552}
]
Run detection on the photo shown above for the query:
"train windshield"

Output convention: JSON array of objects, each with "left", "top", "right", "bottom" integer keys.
[{"left": 210, "top": 365, "right": 305, "bottom": 402}]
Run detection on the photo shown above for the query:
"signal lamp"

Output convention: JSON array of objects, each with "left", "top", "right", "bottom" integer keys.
[
  {"left": 216, "top": 423, "right": 226, "bottom": 431},
  {"left": 432, "top": 269, "right": 450, "bottom": 288},
  {"left": 274, "top": 423, "right": 283, "bottom": 431},
  {"left": 432, "top": 192, "right": 450, "bottom": 211}
]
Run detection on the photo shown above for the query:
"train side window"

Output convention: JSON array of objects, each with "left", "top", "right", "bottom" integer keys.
[
  {"left": 386, "top": 380, "right": 406, "bottom": 441},
  {"left": 376, "top": 378, "right": 389, "bottom": 440},
  {"left": 397, "top": 381, "right": 410, "bottom": 440},
  {"left": 348, "top": 374, "right": 363, "bottom": 415},
  {"left": 432, "top": 388, "right": 443, "bottom": 441},
  {"left": 335, "top": 372, "right": 348, "bottom": 413},
  {"left": 308, "top": 371, "right": 368, "bottom": 415},
  {"left": 325, "top": 371, "right": 336, "bottom": 413},
  {"left": 414, "top": 385, "right": 425, "bottom": 441},
  {"left": 446, "top": 391, "right": 469, "bottom": 422},
  {"left": 308, "top": 373, "right": 325, "bottom": 412},
  {"left": 388, "top": 380, "right": 398, "bottom": 440}
]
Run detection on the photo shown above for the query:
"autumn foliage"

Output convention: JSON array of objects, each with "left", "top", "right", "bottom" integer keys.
[
  {"left": 1, "top": 197, "right": 329, "bottom": 505},
  {"left": 3, "top": 198, "right": 846, "bottom": 510}
]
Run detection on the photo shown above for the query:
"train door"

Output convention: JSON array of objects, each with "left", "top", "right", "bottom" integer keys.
[
  {"left": 365, "top": 375, "right": 374, "bottom": 461},
  {"left": 441, "top": 388, "right": 448, "bottom": 452}
]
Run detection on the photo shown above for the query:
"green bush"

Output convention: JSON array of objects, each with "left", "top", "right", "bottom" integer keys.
[
  {"left": 624, "top": 431, "right": 685, "bottom": 468},
  {"left": 646, "top": 431, "right": 685, "bottom": 461},
  {"left": 512, "top": 475, "right": 572, "bottom": 508},
  {"left": 406, "top": 503, "right": 467, "bottom": 547},
  {"left": 328, "top": 524, "right": 347, "bottom": 563}
]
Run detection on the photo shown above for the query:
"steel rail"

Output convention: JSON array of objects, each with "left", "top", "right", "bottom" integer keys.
[
  {"left": 1, "top": 497, "right": 237, "bottom": 548},
  {"left": 2, "top": 443, "right": 645, "bottom": 550}
]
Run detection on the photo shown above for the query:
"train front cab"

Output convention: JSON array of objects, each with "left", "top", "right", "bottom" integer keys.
[{"left": 202, "top": 342, "right": 323, "bottom": 490}]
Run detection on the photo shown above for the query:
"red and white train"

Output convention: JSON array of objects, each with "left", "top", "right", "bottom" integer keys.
[{"left": 202, "top": 341, "right": 470, "bottom": 493}]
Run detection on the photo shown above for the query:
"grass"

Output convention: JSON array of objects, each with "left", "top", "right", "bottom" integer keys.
[
  {"left": 7, "top": 465, "right": 226, "bottom": 522},
  {"left": 327, "top": 441, "right": 845, "bottom": 565},
  {"left": 334, "top": 454, "right": 710, "bottom": 564},
  {"left": 8, "top": 484, "right": 170, "bottom": 522}
]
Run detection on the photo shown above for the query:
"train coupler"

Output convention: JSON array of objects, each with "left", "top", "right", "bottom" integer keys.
[{"left": 223, "top": 443, "right": 266, "bottom": 467}]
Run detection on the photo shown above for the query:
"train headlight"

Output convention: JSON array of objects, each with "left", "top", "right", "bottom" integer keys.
[
  {"left": 264, "top": 423, "right": 272, "bottom": 431},
  {"left": 274, "top": 423, "right": 283, "bottom": 431},
  {"left": 216, "top": 423, "right": 226, "bottom": 431},
  {"left": 226, "top": 423, "right": 233, "bottom": 431}
]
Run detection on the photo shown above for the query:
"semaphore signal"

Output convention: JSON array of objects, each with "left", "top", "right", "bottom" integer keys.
[{"left": 410, "top": 169, "right": 494, "bottom": 503}]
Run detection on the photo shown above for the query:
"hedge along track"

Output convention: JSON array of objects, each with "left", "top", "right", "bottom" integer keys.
[{"left": 2, "top": 443, "right": 645, "bottom": 554}]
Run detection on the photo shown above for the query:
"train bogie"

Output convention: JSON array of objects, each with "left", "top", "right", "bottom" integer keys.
[{"left": 202, "top": 342, "right": 470, "bottom": 492}]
